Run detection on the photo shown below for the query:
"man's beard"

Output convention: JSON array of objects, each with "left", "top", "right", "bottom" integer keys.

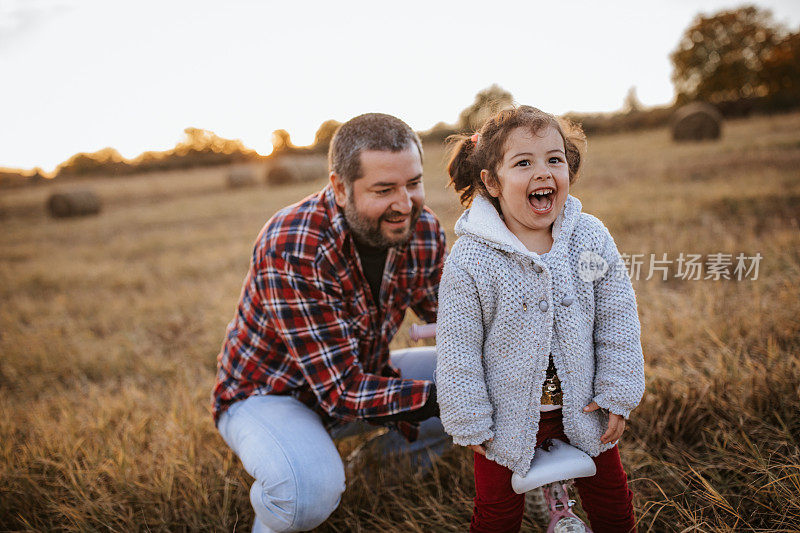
[{"left": 343, "top": 197, "right": 422, "bottom": 249}]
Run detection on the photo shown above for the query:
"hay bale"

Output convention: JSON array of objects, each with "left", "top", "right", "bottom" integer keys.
[
  {"left": 266, "top": 154, "right": 328, "bottom": 185},
  {"left": 671, "top": 102, "right": 723, "bottom": 141},
  {"left": 227, "top": 167, "right": 259, "bottom": 188},
  {"left": 47, "top": 189, "right": 101, "bottom": 218}
]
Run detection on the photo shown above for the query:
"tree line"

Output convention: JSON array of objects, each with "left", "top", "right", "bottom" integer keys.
[{"left": 2, "top": 4, "right": 797, "bottom": 187}]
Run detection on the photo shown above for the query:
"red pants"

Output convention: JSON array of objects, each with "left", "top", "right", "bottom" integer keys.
[{"left": 470, "top": 409, "right": 636, "bottom": 533}]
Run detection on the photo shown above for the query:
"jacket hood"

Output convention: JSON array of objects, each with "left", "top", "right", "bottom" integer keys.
[{"left": 454, "top": 193, "right": 583, "bottom": 259}]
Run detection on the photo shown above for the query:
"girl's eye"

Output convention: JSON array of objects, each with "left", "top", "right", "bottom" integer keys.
[
  {"left": 549, "top": 157, "right": 564, "bottom": 164},
  {"left": 515, "top": 160, "right": 530, "bottom": 167}
]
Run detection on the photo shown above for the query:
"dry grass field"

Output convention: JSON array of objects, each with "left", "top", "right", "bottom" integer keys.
[{"left": 1, "top": 112, "right": 799, "bottom": 532}]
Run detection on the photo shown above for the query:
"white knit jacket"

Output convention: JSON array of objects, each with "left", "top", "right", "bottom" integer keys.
[{"left": 435, "top": 193, "right": 645, "bottom": 475}]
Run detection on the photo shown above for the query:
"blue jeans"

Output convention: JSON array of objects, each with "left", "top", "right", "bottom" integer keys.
[{"left": 217, "top": 347, "right": 451, "bottom": 532}]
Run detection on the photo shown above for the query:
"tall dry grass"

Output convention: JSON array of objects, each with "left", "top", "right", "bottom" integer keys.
[{"left": 1, "top": 112, "right": 799, "bottom": 532}]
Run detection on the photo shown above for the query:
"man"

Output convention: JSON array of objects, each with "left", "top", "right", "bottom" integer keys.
[{"left": 213, "top": 113, "right": 450, "bottom": 532}]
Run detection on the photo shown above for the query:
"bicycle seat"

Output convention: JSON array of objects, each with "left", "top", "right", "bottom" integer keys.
[{"left": 511, "top": 439, "right": 597, "bottom": 494}]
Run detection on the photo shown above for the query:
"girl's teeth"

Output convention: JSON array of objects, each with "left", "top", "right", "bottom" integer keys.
[{"left": 528, "top": 191, "right": 553, "bottom": 212}]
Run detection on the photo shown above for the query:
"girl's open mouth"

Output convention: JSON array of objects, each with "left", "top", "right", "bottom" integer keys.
[{"left": 528, "top": 188, "right": 555, "bottom": 214}]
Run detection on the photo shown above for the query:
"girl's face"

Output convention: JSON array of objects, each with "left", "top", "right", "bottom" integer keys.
[{"left": 481, "top": 126, "right": 570, "bottom": 244}]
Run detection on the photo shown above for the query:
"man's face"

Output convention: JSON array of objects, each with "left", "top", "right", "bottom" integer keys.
[{"left": 331, "top": 146, "right": 425, "bottom": 249}]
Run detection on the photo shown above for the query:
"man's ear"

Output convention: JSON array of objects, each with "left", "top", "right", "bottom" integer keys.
[
  {"left": 330, "top": 172, "right": 348, "bottom": 208},
  {"left": 480, "top": 169, "right": 500, "bottom": 198}
]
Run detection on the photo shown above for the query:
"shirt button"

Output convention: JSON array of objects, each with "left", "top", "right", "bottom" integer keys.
[
  {"left": 539, "top": 299, "right": 549, "bottom": 312},
  {"left": 533, "top": 264, "right": 543, "bottom": 273},
  {"left": 561, "top": 296, "right": 575, "bottom": 307}
]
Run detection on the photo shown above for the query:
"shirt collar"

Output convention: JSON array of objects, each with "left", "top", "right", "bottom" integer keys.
[{"left": 322, "top": 184, "right": 351, "bottom": 253}]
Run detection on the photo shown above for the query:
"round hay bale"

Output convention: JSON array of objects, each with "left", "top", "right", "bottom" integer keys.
[
  {"left": 47, "top": 189, "right": 101, "bottom": 218},
  {"left": 227, "top": 167, "right": 259, "bottom": 188},
  {"left": 671, "top": 102, "right": 723, "bottom": 142},
  {"left": 266, "top": 154, "right": 328, "bottom": 185}
]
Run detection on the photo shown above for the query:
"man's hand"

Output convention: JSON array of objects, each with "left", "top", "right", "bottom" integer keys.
[
  {"left": 583, "top": 401, "right": 626, "bottom": 444},
  {"left": 468, "top": 438, "right": 492, "bottom": 456},
  {"left": 364, "top": 384, "right": 439, "bottom": 424}
]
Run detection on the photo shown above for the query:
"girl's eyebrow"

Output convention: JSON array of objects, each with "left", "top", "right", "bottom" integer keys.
[{"left": 508, "top": 148, "right": 566, "bottom": 159}]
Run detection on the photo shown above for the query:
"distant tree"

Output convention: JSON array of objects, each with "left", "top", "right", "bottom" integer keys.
[
  {"left": 0, "top": 168, "right": 31, "bottom": 188},
  {"left": 182, "top": 127, "right": 217, "bottom": 149},
  {"left": 418, "top": 121, "right": 458, "bottom": 144},
  {"left": 312, "top": 120, "right": 342, "bottom": 152},
  {"left": 30, "top": 167, "right": 47, "bottom": 184},
  {"left": 760, "top": 32, "right": 800, "bottom": 107},
  {"left": 670, "top": 5, "right": 796, "bottom": 105},
  {"left": 54, "top": 147, "right": 128, "bottom": 178},
  {"left": 271, "top": 129, "right": 294, "bottom": 153},
  {"left": 622, "top": 86, "right": 643, "bottom": 113},
  {"left": 458, "top": 84, "right": 515, "bottom": 132},
  {"left": 176, "top": 127, "right": 250, "bottom": 155}
]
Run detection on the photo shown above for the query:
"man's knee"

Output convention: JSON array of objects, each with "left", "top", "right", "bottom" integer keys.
[{"left": 250, "top": 457, "right": 345, "bottom": 532}]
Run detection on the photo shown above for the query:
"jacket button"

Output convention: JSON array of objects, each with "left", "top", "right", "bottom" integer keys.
[
  {"left": 533, "top": 264, "right": 543, "bottom": 273},
  {"left": 561, "top": 296, "right": 575, "bottom": 306},
  {"left": 523, "top": 302, "right": 528, "bottom": 312},
  {"left": 538, "top": 299, "right": 549, "bottom": 312}
]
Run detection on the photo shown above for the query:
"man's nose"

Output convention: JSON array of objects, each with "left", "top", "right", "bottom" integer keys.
[{"left": 392, "top": 188, "right": 413, "bottom": 214}]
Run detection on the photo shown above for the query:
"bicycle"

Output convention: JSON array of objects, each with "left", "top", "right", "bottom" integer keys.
[{"left": 409, "top": 323, "right": 596, "bottom": 533}]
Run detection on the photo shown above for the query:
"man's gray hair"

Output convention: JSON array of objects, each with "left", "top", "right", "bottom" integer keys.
[{"left": 328, "top": 113, "right": 423, "bottom": 187}]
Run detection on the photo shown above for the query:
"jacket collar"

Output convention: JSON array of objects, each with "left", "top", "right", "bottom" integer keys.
[{"left": 455, "top": 193, "right": 582, "bottom": 259}]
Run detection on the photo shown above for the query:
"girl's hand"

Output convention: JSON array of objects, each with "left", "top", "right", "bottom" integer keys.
[
  {"left": 583, "top": 402, "right": 626, "bottom": 444},
  {"left": 468, "top": 438, "right": 492, "bottom": 456}
]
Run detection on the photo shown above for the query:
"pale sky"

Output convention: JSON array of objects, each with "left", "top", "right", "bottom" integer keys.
[{"left": 1, "top": 0, "right": 798, "bottom": 172}]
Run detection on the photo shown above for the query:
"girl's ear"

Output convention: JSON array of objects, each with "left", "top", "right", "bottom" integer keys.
[{"left": 480, "top": 169, "right": 500, "bottom": 198}]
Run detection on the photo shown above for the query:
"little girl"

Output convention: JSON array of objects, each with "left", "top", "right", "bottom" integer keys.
[{"left": 436, "top": 105, "right": 645, "bottom": 533}]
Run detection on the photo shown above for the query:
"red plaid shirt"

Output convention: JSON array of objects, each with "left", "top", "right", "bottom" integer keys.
[{"left": 213, "top": 185, "right": 446, "bottom": 440}]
